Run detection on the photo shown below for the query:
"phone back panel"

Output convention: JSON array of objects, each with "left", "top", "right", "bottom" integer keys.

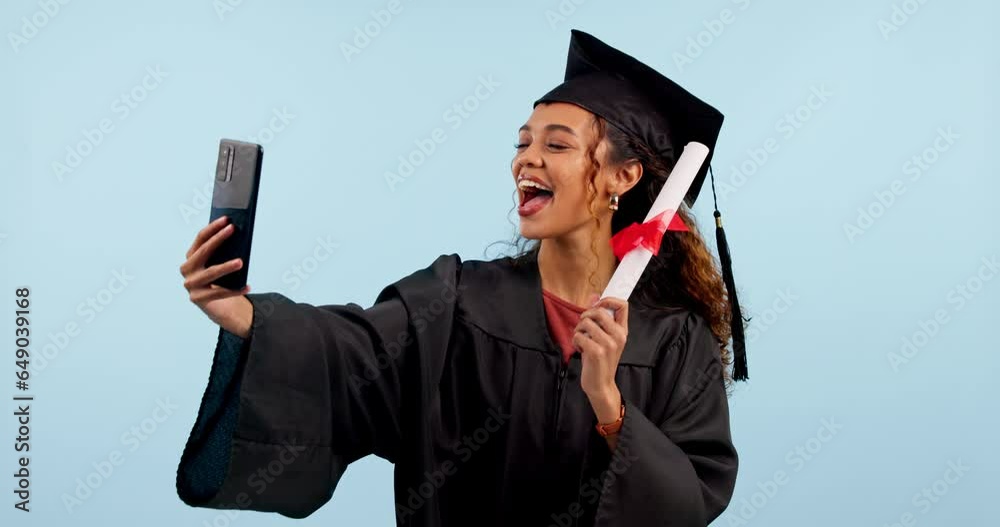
[{"left": 207, "top": 139, "right": 263, "bottom": 289}]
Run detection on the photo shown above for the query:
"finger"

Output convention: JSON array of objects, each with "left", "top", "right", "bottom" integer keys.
[
  {"left": 183, "top": 258, "right": 243, "bottom": 291},
  {"left": 181, "top": 222, "right": 234, "bottom": 276},
  {"left": 580, "top": 307, "right": 627, "bottom": 343},
  {"left": 580, "top": 312, "right": 626, "bottom": 354},
  {"left": 594, "top": 310, "right": 628, "bottom": 345},
  {"left": 190, "top": 283, "right": 249, "bottom": 304},
  {"left": 188, "top": 223, "right": 236, "bottom": 269},
  {"left": 582, "top": 307, "right": 616, "bottom": 332},
  {"left": 579, "top": 302, "right": 618, "bottom": 323},
  {"left": 577, "top": 318, "right": 615, "bottom": 351},
  {"left": 595, "top": 297, "right": 629, "bottom": 326},
  {"left": 187, "top": 216, "right": 229, "bottom": 259},
  {"left": 573, "top": 330, "right": 600, "bottom": 355},
  {"left": 614, "top": 299, "right": 628, "bottom": 326}
]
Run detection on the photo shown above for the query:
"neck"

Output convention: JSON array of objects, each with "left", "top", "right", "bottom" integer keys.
[{"left": 537, "top": 226, "right": 617, "bottom": 307}]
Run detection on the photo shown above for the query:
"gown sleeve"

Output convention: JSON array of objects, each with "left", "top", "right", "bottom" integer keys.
[
  {"left": 175, "top": 254, "right": 460, "bottom": 519},
  {"left": 594, "top": 311, "right": 739, "bottom": 526}
]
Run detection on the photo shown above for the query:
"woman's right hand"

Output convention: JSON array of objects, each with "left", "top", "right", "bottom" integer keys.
[{"left": 180, "top": 215, "right": 254, "bottom": 339}]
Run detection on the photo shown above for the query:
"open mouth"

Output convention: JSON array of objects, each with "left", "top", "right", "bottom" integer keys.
[
  {"left": 519, "top": 186, "right": 554, "bottom": 206},
  {"left": 518, "top": 179, "right": 554, "bottom": 216}
]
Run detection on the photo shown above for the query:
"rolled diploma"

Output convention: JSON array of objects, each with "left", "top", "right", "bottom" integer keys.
[{"left": 600, "top": 142, "right": 709, "bottom": 315}]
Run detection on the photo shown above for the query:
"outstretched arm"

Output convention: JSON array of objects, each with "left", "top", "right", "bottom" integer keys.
[{"left": 176, "top": 289, "right": 413, "bottom": 518}]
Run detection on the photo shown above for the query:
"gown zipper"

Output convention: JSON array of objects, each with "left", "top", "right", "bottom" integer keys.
[
  {"left": 552, "top": 360, "right": 583, "bottom": 527},
  {"left": 551, "top": 362, "right": 568, "bottom": 437}
]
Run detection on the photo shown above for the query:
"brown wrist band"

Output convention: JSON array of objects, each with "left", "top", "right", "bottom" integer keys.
[{"left": 595, "top": 403, "right": 625, "bottom": 437}]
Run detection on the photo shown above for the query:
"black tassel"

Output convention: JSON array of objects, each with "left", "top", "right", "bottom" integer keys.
[
  {"left": 707, "top": 165, "right": 748, "bottom": 381},
  {"left": 714, "top": 210, "right": 747, "bottom": 381}
]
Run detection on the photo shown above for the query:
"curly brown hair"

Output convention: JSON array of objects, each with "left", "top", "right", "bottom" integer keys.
[{"left": 502, "top": 113, "right": 736, "bottom": 388}]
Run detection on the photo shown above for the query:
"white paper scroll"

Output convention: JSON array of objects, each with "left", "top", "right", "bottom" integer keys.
[{"left": 600, "top": 142, "right": 709, "bottom": 315}]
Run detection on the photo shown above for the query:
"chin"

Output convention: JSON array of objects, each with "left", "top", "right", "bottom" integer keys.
[
  {"left": 518, "top": 221, "right": 551, "bottom": 240},
  {"left": 518, "top": 226, "right": 542, "bottom": 240}
]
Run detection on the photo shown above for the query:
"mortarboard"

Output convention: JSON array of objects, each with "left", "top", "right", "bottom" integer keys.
[{"left": 533, "top": 29, "right": 748, "bottom": 381}]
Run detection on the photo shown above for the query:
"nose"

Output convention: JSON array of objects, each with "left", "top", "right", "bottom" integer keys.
[{"left": 514, "top": 142, "right": 543, "bottom": 170}]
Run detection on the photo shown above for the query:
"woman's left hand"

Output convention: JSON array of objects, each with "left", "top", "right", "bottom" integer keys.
[{"left": 573, "top": 296, "right": 628, "bottom": 423}]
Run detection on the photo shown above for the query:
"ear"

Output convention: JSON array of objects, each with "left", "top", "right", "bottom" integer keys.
[{"left": 610, "top": 159, "right": 643, "bottom": 197}]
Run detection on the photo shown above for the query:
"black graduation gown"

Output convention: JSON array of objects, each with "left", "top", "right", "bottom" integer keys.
[{"left": 175, "top": 251, "right": 738, "bottom": 526}]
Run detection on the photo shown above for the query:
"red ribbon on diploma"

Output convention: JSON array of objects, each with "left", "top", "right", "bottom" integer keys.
[{"left": 609, "top": 210, "right": 687, "bottom": 261}]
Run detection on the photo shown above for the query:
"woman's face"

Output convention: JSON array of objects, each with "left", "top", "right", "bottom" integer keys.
[{"left": 512, "top": 102, "right": 614, "bottom": 240}]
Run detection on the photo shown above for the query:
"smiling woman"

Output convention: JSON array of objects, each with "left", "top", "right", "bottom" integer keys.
[{"left": 176, "top": 29, "right": 747, "bottom": 527}]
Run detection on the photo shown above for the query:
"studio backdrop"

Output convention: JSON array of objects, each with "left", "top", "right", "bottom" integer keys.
[{"left": 1, "top": 0, "right": 996, "bottom": 525}]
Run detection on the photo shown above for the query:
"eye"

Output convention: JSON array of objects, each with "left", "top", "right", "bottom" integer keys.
[
  {"left": 514, "top": 142, "right": 528, "bottom": 149},
  {"left": 547, "top": 143, "right": 569, "bottom": 151}
]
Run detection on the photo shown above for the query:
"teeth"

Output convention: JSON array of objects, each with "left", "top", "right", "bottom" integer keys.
[{"left": 517, "top": 178, "right": 552, "bottom": 192}]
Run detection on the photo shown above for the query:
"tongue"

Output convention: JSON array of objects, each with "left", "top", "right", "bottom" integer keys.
[{"left": 520, "top": 193, "right": 552, "bottom": 215}]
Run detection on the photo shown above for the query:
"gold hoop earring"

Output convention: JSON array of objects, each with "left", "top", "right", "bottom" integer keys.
[{"left": 608, "top": 193, "right": 619, "bottom": 211}]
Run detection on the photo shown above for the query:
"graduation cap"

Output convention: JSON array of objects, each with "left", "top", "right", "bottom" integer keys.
[{"left": 533, "top": 29, "right": 748, "bottom": 381}]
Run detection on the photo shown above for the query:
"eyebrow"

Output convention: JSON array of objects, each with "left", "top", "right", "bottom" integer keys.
[{"left": 518, "top": 123, "right": 578, "bottom": 136}]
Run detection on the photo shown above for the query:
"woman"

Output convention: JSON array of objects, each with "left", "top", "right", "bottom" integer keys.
[{"left": 176, "top": 30, "right": 746, "bottom": 527}]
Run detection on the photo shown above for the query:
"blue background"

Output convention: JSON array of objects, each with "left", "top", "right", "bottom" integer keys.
[{"left": 1, "top": 0, "right": 996, "bottom": 525}]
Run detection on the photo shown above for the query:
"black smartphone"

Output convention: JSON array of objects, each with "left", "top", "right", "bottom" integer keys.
[{"left": 206, "top": 139, "right": 263, "bottom": 290}]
